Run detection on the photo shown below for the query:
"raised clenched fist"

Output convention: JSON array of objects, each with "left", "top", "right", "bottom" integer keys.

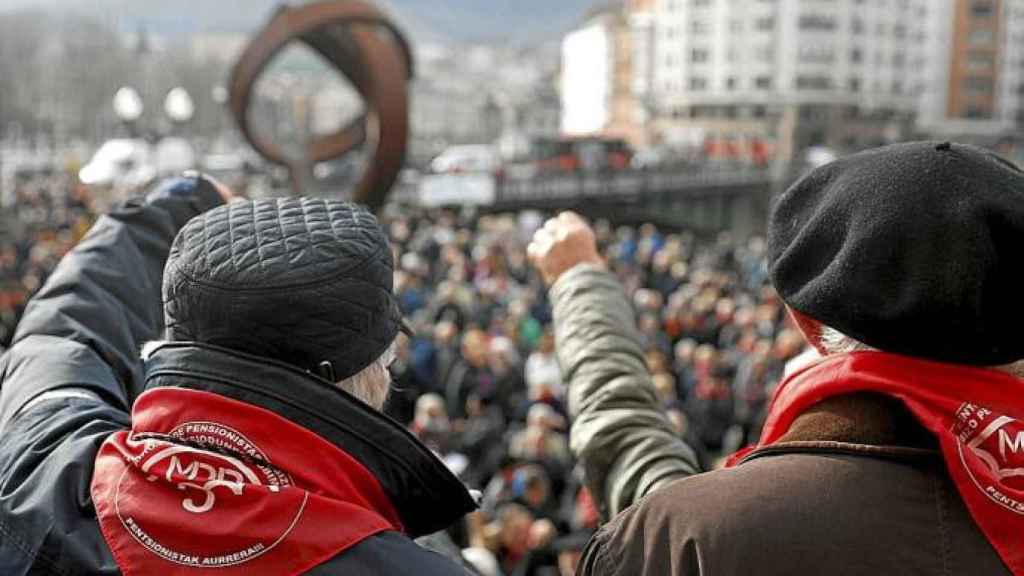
[{"left": 527, "top": 212, "right": 605, "bottom": 286}]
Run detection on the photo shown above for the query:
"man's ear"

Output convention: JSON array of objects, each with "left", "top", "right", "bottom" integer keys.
[{"left": 787, "top": 307, "right": 828, "bottom": 356}]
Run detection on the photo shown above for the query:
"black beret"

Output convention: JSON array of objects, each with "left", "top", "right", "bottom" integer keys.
[
  {"left": 768, "top": 141, "right": 1024, "bottom": 366},
  {"left": 164, "top": 198, "right": 406, "bottom": 380}
]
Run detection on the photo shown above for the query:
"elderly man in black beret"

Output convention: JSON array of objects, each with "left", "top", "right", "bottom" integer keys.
[
  {"left": 0, "top": 175, "right": 476, "bottom": 574},
  {"left": 528, "top": 142, "right": 1024, "bottom": 575}
]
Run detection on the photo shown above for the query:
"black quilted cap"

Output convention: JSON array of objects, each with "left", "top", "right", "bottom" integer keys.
[
  {"left": 163, "top": 198, "right": 407, "bottom": 380},
  {"left": 769, "top": 141, "right": 1024, "bottom": 366}
]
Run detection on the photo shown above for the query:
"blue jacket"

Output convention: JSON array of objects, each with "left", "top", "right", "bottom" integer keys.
[{"left": 0, "top": 178, "right": 475, "bottom": 575}]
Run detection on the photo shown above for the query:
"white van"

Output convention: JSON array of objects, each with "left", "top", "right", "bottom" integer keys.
[{"left": 429, "top": 145, "right": 499, "bottom": 174}]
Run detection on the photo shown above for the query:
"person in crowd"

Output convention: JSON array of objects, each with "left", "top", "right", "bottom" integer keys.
[
  {"left": 411, "top": 392, "right": 458, "bottom": 455},
  {"left": 549, "top": 530, "right": 594, "bottom": 576},
  {"left": 528, "top": 142, "right": 1024, "bottom": 575},
  {"left": 508, "top": 403, "right": 571, "bottom": 473},
  {"left": 459, "top": 392, "right": 507, "bottom": 487},
  {"left": 3, "top": 164, "right": 795, "bottom": 574},
  {"left": 0, "top": 175, "right": 476, "bottom": 574},
  {"left": 491, "top": 503, "right": 538, "bottom": 574},
  {"left": 446, "top": 329, "right": 498, "bottom": 419},
  {"left": 731, "top": 338, "right": 774, "bottom": 444},
  {"left": 488, "top": 335, "right": 526, "bottom": 415},
  {"left": 524, "top": 330, "right": 563, "bottom": 403}
]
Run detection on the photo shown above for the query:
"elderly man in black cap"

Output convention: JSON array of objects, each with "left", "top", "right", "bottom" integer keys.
[
  {"left": 0, "top": 175, "right": 476, "bottom": 574},
  {"left": 528, "top": 142, "right": 1024, "bottom": 575}
]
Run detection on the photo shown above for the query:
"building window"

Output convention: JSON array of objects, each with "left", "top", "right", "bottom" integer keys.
[
  {"left": 849, "top": 77, "right": 862, "bottom": 92},
  {"left": 799, "top": 14, "right": 836, "bottom": 30},
  {"left": 972, "top": 1, "right": 995, "bottom": 18},
  {"left": 726, "top": 76, "right": 737, "bottom": 90},
  {"left": 965, "top": 106, "right": 990, "bottom": 119},
  {"left": 965, "top": 76, "right": 994, "bottom": 95},
  {"left": 691, "top": 19, "right": 710, "bottom": 34},
  {"left": 689, "top": 76, "right": 708, "bottom": 90},
  {"left": 799, "top": 46, "right": 835, "bottom": 63},
  {"left": 851, "top": 48, "right": 863, "bottom": 63},
  {"left": 892, "top": 52, "right": 906, "bottom": 67},
  {"left": 967, "top": 53, "right": 993, "bottom": 72},
  {"left": 755, "top": 76, "right": 773, "bottom": 90},
  {"left": 969, "top": 29, "right": 995, "bottom": 45},
  {"left": 852, "top": 18, "right": 865, "bottom": 34},
  {"left": 691, "top": 48, "right": 710, "bottom": 63},
  {"left": 796, "top": 75, "right": 833, "bottom": 90},
  {"left": 755, "top": 17, "right": 775, "bottom": 31},
  {"left": 757, "top": 46, "right": 775, "bottom": 62}
]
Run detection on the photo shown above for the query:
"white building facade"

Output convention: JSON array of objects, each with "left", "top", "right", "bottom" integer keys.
[
  {"left": 561, "top": 16, "right": 616, "bottom": 135},
  {"left": 643, "top": 0, "right": 929, "bottom": 156},
  {"left": 918, "top": 0, "right": 1024, "bottom": 138}
]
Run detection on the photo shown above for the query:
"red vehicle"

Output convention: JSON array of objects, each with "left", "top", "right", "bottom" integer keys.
[{"left": 532, "top": 137, "right": 633, "bottom": 173}]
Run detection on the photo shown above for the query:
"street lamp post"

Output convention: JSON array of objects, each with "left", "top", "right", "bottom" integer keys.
[
  {"left": 112, "top": 86, "right": 144, "bottom": 137},
  {"left": 164, "top": 87, "right": 195, "bottom": 127},
  {"left": 158, "top": 87, "right": 197, "bottom": 176}
]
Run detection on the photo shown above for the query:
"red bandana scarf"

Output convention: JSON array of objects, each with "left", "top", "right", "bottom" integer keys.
[
  {"left": 91, "top": 388, "right": 403, "bottom": 576},
  {"left": 730, "top": 351, "right": 1024, "bottom": 574}
]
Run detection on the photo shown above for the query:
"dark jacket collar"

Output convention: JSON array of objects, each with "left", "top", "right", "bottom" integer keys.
[
  {"left": 778, "top": 391, "right": 939, "bottom": 448},
  {"left": 142, "top": 342, "right": 477, "bottom": 538}
]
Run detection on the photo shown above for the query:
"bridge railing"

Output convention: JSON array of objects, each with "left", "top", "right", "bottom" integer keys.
[{"left": 494, "top": 166, "right": 775, "bottom": 206}]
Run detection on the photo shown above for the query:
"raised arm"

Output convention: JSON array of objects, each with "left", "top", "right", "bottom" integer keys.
[
  {"left": 529, "top": 213, "right": 700, "bottom": 520},
  {"left": 0, "top": 175, "right": 225, "bottom": 427}
]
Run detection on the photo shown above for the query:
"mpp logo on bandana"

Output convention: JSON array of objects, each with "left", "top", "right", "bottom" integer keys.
[
  {"left": 112, "top": 422, "right": 304, "bottom": 568},
  {"left": 954, "top": 403, "right": 1024, "bottom": 513}
]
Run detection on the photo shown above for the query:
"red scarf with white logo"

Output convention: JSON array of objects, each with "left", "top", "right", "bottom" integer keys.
[
  {"left": 91, "top": 388, "right": 404, "bottom": 576},
  {"left": 731, "top": 352, "right": 1024, "bottom": 575}
]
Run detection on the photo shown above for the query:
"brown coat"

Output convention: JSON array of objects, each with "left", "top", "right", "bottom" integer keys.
[
  {"left": 578, "top": 440, "right": 1008, "bottom": 576},
  {"left": 549, "top": 267, "right": 1008, "bottom": 575}
]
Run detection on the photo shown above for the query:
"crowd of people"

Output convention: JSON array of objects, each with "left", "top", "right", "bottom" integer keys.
[
  {"left": 0, "top": 172, "right": 97, "bottom": 349},
  {"left": 0, "top": 172, "right": 803, "bottom": 575},
  {"left": 380, "top": 208, "right": 801, "bottom": 574}
]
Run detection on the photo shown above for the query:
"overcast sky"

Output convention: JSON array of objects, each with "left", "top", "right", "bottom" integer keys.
[{"left": 0, "top": 0, "right": 597, "bottom": 43}]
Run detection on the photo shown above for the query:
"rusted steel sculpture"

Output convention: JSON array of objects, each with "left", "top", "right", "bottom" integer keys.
[{"left": 229, "top": 0, "right": 413, "bottom": 210}]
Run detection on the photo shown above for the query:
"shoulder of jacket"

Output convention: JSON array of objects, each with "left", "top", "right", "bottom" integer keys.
[
  {"left": 309, "top": 531, "right": 471, "bottom": 575},
  {"left": 578, "top": 525, "right": 623, "bottom": 576}
]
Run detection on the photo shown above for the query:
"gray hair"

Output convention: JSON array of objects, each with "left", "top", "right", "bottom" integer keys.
[
  {"left": 818, "top": 326, "right": 874, "bottom": 355},
  {"left": 818, "top": 326, "right": 1024, "bottom": 379},
  {"left": 337, "top": 340, "right": 397, "bottom": 411},
  {"left": 143, "top": 339, "right": 398, "bottom": 411}
]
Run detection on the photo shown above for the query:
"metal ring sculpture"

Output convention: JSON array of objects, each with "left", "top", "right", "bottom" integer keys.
[{"left": 229, "top": 0, "right": 414, "bottom": 210}]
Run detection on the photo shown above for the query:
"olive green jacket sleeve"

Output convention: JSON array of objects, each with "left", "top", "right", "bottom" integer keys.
[{"left": 550, "top": 264, "right": 701, "bottom": 520}]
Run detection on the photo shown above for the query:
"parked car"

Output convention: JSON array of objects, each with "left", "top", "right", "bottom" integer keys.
[{"left": 429, "top": 145, "right": 500, "bottom": 174}]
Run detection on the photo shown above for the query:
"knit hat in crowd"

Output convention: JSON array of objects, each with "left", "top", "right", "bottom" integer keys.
[
  {"left": 768, "top": 141, "right": 1024, "bottom": 366},
  {"left": 163, "top": 198, "right": 410, "bottom": 380}
]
